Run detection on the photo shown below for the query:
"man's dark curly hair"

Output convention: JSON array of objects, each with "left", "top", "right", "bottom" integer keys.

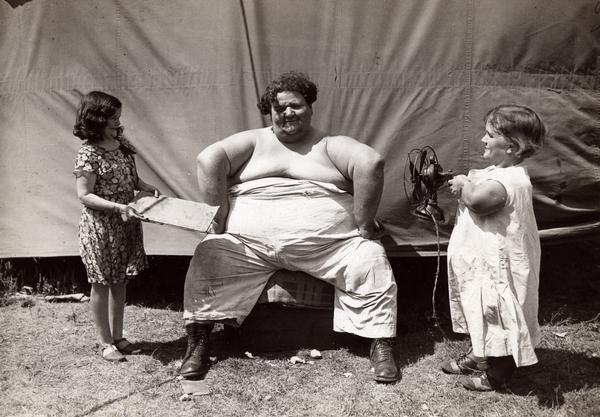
[
  {"left": 257, "top": 71, "right": 318, "bottom": 115},
  {"left": 73, "top": 91, "right": 122, "bottom": 143}
]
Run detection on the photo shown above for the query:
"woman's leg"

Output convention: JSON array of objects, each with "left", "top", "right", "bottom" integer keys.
[
  {"left": 108, "top": 282, "right": 127, "bottom": 341},
  {"left": 90, "top": 283, "right": 112, "bottom": 344},
  {"left": 460, "top": 355, "right": 516, "bottom": 391}
]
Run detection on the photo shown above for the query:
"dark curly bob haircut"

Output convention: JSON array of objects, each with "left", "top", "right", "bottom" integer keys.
[
  {"left": 73, "top": 91, "right": 122, "bottom": 143},
  {"left": 257, "top": 71, "right": 318, "bottom": 115},
  {"left": 484, "top": 105, "right": 546, "bottom": 160}
]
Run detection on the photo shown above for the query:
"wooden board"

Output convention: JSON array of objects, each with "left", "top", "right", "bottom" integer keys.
[
  {"left": 129, "top": 194, "right": 219, "bottom": 232},
  {"left": 180, "top": 379, "right": 211, "bottom": 396}
]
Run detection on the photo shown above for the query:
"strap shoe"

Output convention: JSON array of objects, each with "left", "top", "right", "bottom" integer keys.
[
  {"left": 459, "top": 374, "right": 494, "bottom": 391},
  {"left": 442, "top": 351, "right": 488, "bottom": 375}
]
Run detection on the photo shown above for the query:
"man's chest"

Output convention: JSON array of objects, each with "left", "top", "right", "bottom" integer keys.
[{"left": 239, "top": 146, "right": 348, "bottom": 186}]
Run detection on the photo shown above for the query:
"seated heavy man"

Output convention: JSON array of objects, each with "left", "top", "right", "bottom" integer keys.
[{"left": 181, "top": 71, "right": 399, "bottom": 382}]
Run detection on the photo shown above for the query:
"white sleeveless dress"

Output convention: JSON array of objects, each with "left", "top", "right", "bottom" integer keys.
[{"left": 447, "top": 165, "right": 541, "bottom": 367}]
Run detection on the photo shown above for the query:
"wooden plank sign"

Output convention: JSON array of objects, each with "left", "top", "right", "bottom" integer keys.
[{"left": 129, "top": 193, "right": 219, "bottom": 232}]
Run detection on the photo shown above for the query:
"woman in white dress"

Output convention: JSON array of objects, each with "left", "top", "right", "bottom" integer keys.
[{"left": 442, "top": 105, "right": 546, "bottom": 391}]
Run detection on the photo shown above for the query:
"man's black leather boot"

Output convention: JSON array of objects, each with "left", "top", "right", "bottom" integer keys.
[{"left": 180, "top": 323, "right": 213, "bottom": 379}]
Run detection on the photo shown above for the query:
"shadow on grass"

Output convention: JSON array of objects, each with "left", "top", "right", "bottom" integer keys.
[
  {"left": 538, "top": 237, "right": 600, "bottom": 325},
  {"left": 210, "top": 305, "right": 471, "bottom": 378},
  {"left": 136, "top": 336, "right": 187, "bottom": 365},
  {"left": 509, "top": 348, "right": 600, "bottom": 409}
]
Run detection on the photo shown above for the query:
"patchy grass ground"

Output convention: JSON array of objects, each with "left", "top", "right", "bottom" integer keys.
[{"left": 0, "top": 237, "right": 599, "bottom": 417}]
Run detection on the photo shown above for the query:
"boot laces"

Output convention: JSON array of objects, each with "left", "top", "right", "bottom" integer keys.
[
  {"left": 372, "top": 339, "right": 394, "bottom": 362},
  {"left": 191, "top": 335, "right": 209, "bottom": 357}
]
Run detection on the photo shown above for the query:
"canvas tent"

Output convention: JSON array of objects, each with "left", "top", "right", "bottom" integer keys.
[{"left": 1, "top": 0, "right": 599, "bottom": 258}]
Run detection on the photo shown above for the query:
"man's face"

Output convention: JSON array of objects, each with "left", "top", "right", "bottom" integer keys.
[{"left": 270, "top": 91, "right": 312, "bottom": 142}]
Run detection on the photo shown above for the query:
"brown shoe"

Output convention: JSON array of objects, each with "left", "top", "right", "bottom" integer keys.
[
  {"left": 370, "top": 338, "right": 400, "bottom": 383},
  {"left": 442, "top": 352, "right": 488, "bottom": 375}
]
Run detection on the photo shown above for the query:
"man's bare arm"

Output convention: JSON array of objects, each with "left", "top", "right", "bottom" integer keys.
[
  {"left": 326, "top": 136, "right": 385, "bottom": 239},
  {"left": 196, "top": 131, "right": 256, "bottom": 233}
]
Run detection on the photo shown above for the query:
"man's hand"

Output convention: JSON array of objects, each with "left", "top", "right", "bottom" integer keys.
[
  {"left": 207, "top": 207, "right": 228, "bottom": 234},
  {"left": 358, "top": 219, "right": 385, "bottom": 240},
  {"left": 207, "top": 217, "right": 225, "bottom": 234},
  {"left": 137, "top": 178, "right": 161, "bottom": 198}
]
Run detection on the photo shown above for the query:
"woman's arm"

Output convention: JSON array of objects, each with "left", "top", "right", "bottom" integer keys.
[
  {"left": 76, "top": 174, "right": 141, "bottom": 221},
  {"left": 449, "top": 175, "right": 507, "bottom": 216}
]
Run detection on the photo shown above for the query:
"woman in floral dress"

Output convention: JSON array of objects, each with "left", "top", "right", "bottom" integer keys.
[{"left": 73, "top": 91, "right": 160, "bottom": 361}]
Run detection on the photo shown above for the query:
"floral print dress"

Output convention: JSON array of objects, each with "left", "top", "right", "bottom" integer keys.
[{"left": 73, "top": 138, "right": 148, "bottom": 285}]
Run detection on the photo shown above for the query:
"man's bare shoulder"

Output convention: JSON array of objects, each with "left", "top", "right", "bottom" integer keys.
[
  {"left": 199, "top": 128, "right": 268, "bottom": 171},
  {"left": 221, "top": 127, "right": 270, "bottom": 144},
  {"left": 323, "top": 134, "right": 361, "bottom": 145},
  {"left": 323, "top": 135, "right": 375, "bottom": 154},
  {"left": 323, "top": 134, "right": 383, "bottom": 172}
]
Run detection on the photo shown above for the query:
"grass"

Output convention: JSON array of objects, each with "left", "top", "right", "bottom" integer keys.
[{"left": 0, "top": 237, "right": 599, "bottom": 417}]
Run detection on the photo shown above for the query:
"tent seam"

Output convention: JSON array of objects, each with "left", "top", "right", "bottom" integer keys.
[{"left": 462, "top": 0, "right": 475, "bottom": 174}]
